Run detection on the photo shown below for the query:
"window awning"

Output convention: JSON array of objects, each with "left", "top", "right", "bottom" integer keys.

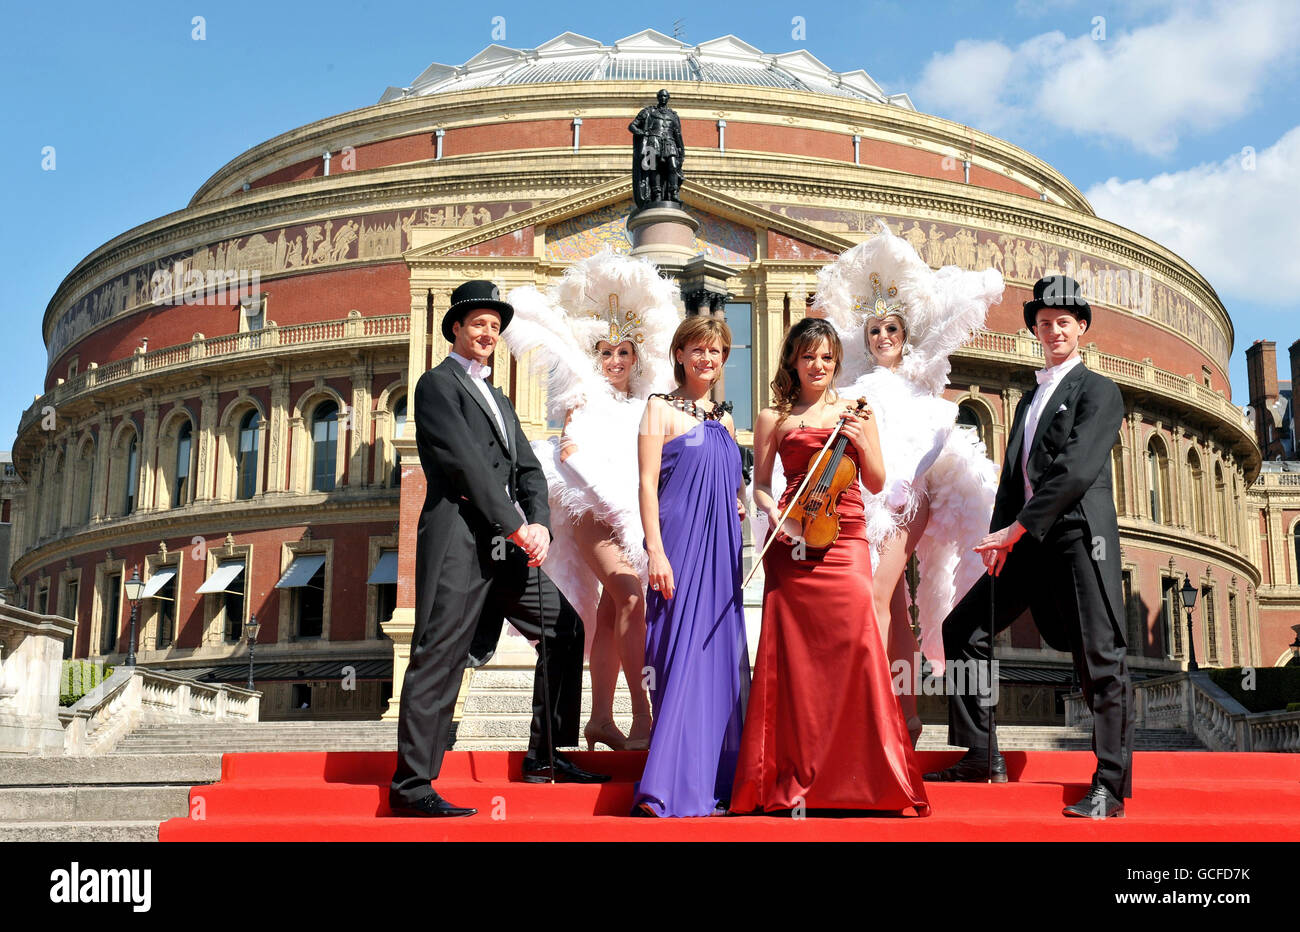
[
  {"left": 366, "top": 551, "right": 398, "bottom": 585},
  {"left": 275, "top": 553, "right": 326, "bottom": 589},
  {"left": 197, "top": 561, "right": 245, "bottom": 595},
  {"left": 141, "top": 565, "right": 177, "bottom": 598}
]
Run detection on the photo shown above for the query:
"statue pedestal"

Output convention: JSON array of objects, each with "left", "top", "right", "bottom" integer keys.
[{"left": 627, "top": 204, "right": 699, "bottom": 274}]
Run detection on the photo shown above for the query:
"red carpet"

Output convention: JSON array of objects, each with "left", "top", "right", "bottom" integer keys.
[{"left": 159, "top": 749, "right": 1300, "bottom": 841}]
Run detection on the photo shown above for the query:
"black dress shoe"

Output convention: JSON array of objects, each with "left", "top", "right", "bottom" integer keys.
[
  {"left": 521, "top": 752, "right": 611, "bottom": 784},
  {"left": 1063, "top": 780, "right": 1125, "bottom": 819},
  {"left": 924, "top": 749, "right": 1008, "bottom": 783},
  {"left": 388, "top": 791, "right": 477, "bottom": 818}
]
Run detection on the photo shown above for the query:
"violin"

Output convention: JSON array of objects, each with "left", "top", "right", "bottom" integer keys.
[{"left": 781, "top": 398, "right": 871, "bottom": 550}]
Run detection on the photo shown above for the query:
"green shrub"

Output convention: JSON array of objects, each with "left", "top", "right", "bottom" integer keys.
[
  {"left": 59, "top": 660, "right": 114, "bottom": 707},
  {"left": 1207, "top": 667, "right": 1300, "bottom": 713}
]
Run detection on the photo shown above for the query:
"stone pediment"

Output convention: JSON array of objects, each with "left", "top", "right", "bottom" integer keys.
[{"left": 403, "top": 177, "right": 852, "bottom": 267}]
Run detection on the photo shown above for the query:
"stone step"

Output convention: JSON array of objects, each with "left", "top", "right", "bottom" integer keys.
[
  {"left": 0, "top": 785, "right": 193, "bottom": 822},
  {"left": 0, "top": 821, "right": 160, "bottom": 842},
  {"left": 0, "top": 754, "right": 223, "bottom": 787}
]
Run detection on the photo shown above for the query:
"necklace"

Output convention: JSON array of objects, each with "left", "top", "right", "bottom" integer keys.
[{"left": 652, "top": 393, "right": 732, "bottom": 422}]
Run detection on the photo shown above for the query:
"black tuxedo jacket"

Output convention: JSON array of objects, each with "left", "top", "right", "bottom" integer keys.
[
  {"left": 412, "top": 357, "right": 551, "bottom": 629},
  {"left": 993, "top": 361, "right": 1125, "bottom": 650}
]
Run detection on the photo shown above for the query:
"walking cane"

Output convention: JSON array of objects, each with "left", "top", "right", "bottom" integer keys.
[
  {"left": 987, "top": 568, "right": 997, "bottom": 783},
  {"left": 533, "top": 563, "right": 556, "bottom": 783}
]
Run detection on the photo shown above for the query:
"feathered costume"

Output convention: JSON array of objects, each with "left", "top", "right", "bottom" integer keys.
[
  {"left": 813, "top": 223, "right": 1004, "bottom": 670},
  {"left": 504, "top": 250, "right": 679, "bottom": 640}
]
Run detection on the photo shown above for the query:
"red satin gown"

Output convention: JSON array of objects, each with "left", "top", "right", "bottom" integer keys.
[{"left": 731, "top": 427, "right": 931, "bottom": 815}]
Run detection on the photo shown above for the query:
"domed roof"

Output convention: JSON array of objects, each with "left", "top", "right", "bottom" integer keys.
[{"left": 380, "top": 30, "right": 914, "bottom": 109}]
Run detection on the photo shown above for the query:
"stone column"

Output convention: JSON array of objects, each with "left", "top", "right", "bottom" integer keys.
[
  {"left": 138, "top": 395, "right": 160, "bottom": 512},
  {"left": 348, "top": 357, "right": 372, "bottom": 488},
  {"left": 58, "top": 431, "right": 76, "bottom": 533},
  {"left": 1128, "top": 411, "right": 1145, "bottom": 520},
  {"left": 266, "top": 365, "right": 291, "bottom": 494},
  {"left": 195, "top": 382, "right": 218, "bottom": 502},
  {"left": 89, "top": 411, "right": 110, "bottom": 523}
]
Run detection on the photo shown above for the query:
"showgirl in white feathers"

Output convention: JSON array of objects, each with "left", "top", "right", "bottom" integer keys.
[
  {"left": 815, "top": 222, "right": 1004, "bottom": 744},
  {"left": 504, "top": 249, "right": 678, "bottom": 752}
]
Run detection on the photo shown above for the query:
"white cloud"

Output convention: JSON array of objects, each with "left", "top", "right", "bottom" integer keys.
[
  {"left": 1084, "top": 125, "right": 1300, "bottom": 303},
  {"left": 916, "top": 0, "right": 1300, "bottom": 155}
]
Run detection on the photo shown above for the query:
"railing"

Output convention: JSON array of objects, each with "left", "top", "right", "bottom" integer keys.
[
  {"left": 19, "top": 312, "right": 410, "bottom": 438},
  {"left": 0, "top": 603, "right": 77, "bottom": 754},
  {"left": 59, "top": 666, "right": 260, "bottom": 756},
  {"left": 956, "top": 330, "right": 1254, "bottom": 441},
  {"left": 1066, "top": 671, "right": 1300, "bottom": 752}
]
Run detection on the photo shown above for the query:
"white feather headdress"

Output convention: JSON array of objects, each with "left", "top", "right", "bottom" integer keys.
[
  {"left": 815, "top": 221, "right": 1005, "bottom": 396},
  {"left": 505, "top": 249, "right": 679, "bottom": 419}
]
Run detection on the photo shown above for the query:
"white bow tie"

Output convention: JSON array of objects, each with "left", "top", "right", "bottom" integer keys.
[
  {"left": 1035, "top": 368, "right": 1053, "bottom": 385},
  {"left": 466, "top": 360, "right": 492, "bottom": 381}
]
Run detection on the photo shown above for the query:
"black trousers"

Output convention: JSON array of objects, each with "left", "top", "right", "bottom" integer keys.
[
  {"left": 390, "top": 531, "right": 584, "bottom": 805},
  {"left": 940, "top": 523, "right": 1134, "bottom": 798}
]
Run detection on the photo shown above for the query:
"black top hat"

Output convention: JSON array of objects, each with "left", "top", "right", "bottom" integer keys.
[
  {"left": 442, "top": 280, "right": 514, "bottom": 343},
  {"left": 1023, "top": 275, "right": 1092, "bottom": 330}
]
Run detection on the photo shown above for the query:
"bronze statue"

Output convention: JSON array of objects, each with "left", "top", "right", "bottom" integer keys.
[{"left": 629, "top": 89, "right": 684, "bottom": 207}]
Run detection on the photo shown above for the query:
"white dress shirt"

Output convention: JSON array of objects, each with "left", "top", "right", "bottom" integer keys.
[
  {"left": 449, "top": 350, "right": 508, "bottom": 452},
  {"left": 1021, "top": 354, "right": 1083, "bottom": 502}
]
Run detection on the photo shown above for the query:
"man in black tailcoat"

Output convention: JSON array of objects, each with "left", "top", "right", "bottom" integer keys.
[
  {"left": 925, "top": 275, "right": 1135, "bottom": 819},
  {"left": 388, "top": 280, "right": 608, "bottom": 819}
]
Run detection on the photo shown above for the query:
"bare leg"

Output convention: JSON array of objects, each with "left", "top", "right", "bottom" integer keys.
[
  {"left": 573, "top": 513, "right": 650, "bottom": 746},
  {"left": 871, "top": 493, "right": 931, "bottom": 744}
]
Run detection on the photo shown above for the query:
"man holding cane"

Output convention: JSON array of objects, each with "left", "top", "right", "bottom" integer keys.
[{"left": 924, "top": 275, "right": 1134, "bottom": 820}]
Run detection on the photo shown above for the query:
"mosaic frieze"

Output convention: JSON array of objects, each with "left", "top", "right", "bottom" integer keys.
[
  {"left": 546, "top": 200, "right": 757, "bottom": 265},
  {"left": 758, "top": 202, "right": 1230, "bottom": 369},
  {"left": 48, "top": 200, "right": 534, "bottom": 365}
]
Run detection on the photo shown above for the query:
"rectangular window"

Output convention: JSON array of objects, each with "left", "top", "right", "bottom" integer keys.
[
  {"left": 156, "top": 574, "right": 176, "bottom": 649},
  {"left": 102, "top": 573, "right": 121, "bottom": 654},
  {"left": 1228, "top": 592, "right": 1239, "bottom": 665},
  {"left": 1202, "top": 586, "right": 1218, "bottom": 664},
  {"left": 1121, "top": 570, "right": 1141, "bottom": 656},
  {"left": 36, "top": 583, "right": 49, "bottom": 615},
  {"left": 2, "top": 499, "right": 10, "bottom": 523},
  {"left": 219, "top": 562, "right": 246, "bottom": 643},
  {"left": 1161, "top": 577, "right": 1182, "bottom": 660},
  {"left": 63, "top": 580, "right": 78, "bottom": 659},
  {"left": 723, "top": 303, "right": 753, "bottom": 432},
  {"left": 296, "top": 562, "right": 326, "bottom": 638},
  {"left": 292, "top": 683, "right": 312, "bottom": 710}
]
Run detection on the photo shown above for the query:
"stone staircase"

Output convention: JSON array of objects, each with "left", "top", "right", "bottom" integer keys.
[{"left": 0, "top": 754, "right": 222, "bottom": 842}]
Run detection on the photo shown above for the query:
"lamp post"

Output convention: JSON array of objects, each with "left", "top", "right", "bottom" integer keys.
[
  {"left": 123, "top": 566, "right": 144, "bottom": 666},
  {"left": 246, "top": 612, "right": 260, "bottom": 691},
  {"left": 1179, "top": 576, "right": 1199, "bottom": 672}
]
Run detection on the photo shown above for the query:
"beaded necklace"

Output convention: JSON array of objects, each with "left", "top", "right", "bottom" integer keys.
[{"left": 650, "top": 392, "right": 732, "bottom": 422}]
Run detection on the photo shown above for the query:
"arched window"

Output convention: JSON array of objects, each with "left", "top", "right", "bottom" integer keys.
[
  {"left": 46, "top": 451, "right": 65, "bottom": 537},
  {"left": 237, "top": 409, "right": 260, "bottom": 500},
  {"left": 311, "top": 401, "right": 339, "bottom": 492},
  {"left": 123, "top": 433, "right": 139, "bottom": 515},
  {"left": 390, "top": 395, "right": 407, "bottom": 487},
  {"left": 1187, "top": 448, "right": 1204, "bottom": 534},
  {"left": 75, "top": 439, "right": 95, "bottom": 525},
  {"left": 174, "top": 420, "right": 193, "bottom": 506},
  {"left": 955, "top": 402, "right": 989, "bottom": 451},
  {"left": 1146, "top": 436, "right": 1171, "bottom": 525}
]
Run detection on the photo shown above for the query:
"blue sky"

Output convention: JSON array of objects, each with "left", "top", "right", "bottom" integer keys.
[{"left": 4, "top": 0, "right": 1298, "bottom": 445}]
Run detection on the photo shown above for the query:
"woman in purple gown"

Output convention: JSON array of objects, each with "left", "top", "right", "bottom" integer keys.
[{"left": 633, "top": 316, "right": 750, "bottom": 817}]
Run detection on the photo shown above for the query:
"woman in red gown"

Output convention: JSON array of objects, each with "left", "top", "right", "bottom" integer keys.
[{"left": 731, "top": 318, "right": 930, "bottom": 816}]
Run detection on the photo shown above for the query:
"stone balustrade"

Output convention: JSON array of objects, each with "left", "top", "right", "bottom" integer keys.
[
  {"left": 0, "top": 602, "right": 77, "bottom": 754},
  {"left": 59, "top": 667, "right": 260, "bottom": 756},
  {"left": 1066, "top": 670, "right": 1300, "bottom": 752},
  {"left": 17, "top": 312, "right": 410, "bottom": 438}
]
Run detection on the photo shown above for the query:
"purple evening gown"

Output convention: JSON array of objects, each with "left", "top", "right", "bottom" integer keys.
[{"left": 634, "top": 420, "right": 750, "bottom": 817}]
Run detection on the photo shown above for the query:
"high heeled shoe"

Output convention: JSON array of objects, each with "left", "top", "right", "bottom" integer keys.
[
  {"left": 583, "top": 720, "right": 627, "bottom": 751},
  {"left": 624, "top": 713, "right": 652, "bottom": 751}
]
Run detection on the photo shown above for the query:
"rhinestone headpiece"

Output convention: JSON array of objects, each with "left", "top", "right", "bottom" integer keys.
[
  {"left": 853, "top": 273, "right": 907, "bottom": 328},
  {"left": 591, "top": 293, "right": 645, "bottom": 347}
]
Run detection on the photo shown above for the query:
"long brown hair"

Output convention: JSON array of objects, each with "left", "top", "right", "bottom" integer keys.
[{"left": 771, "top": 318, "right": 842, "bottom": 421}]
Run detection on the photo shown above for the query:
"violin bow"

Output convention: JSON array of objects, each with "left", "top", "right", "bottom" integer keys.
[{"left": 742, "top": 417, "right": 846, "bottom": 589}]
